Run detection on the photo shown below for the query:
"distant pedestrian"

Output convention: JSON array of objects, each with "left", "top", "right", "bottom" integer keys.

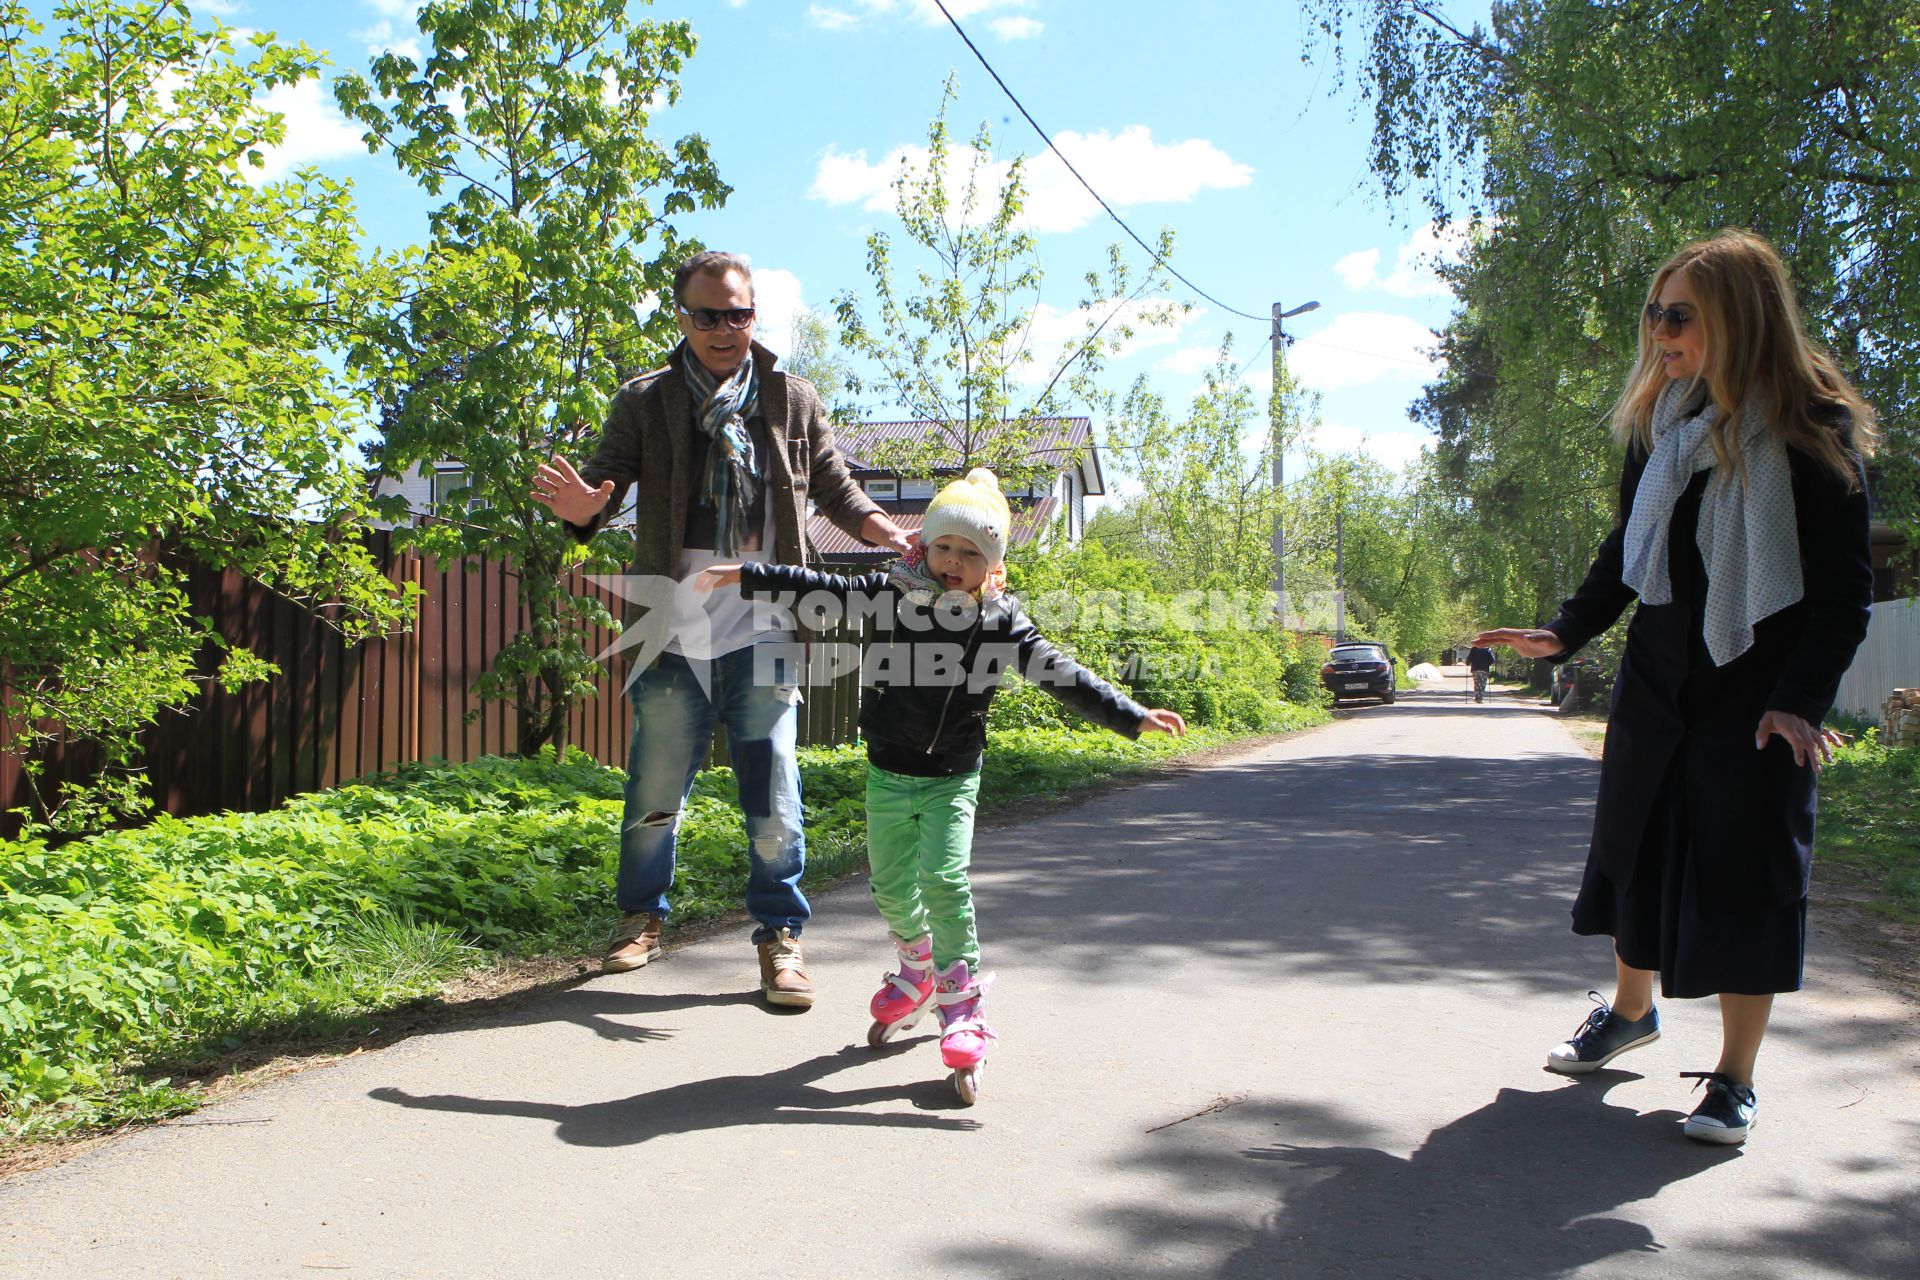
[
  {"left": 700, "top": 469, "right": 1186, "bottom": 1103},
  {"left": 1476, "top": 229, "right": 1875, "bottom": 1145},
  {"left": 1464, "top": 644, "right": 1495, "bottom": 703}
]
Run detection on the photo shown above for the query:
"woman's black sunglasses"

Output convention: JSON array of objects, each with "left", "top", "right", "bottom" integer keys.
[
  {"left": 678, "top": 305, "right": 756, "bottom": 331},
  {"left": 1644, "top": 302, "right": 1692, "bottom": 336}
]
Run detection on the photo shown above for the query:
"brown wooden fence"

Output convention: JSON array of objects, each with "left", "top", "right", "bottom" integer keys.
[{"left": 0, "top": 532, "right": 865, "bottom": 839}]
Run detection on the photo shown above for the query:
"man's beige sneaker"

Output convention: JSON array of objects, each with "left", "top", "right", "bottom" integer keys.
[
  {"left": 603, "top": 912, "right": 664, "bottom": 973},
  {"left": 757, "top": 928, "right": 815, "bottom": 1007}
]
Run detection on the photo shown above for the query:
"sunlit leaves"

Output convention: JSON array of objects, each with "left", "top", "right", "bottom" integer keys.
[
  {"left": 337, "top": 0, "right": 728, "bottom": 754},
  {"left": 1306, "top": 0, "right": 1920, "bottom": 538},
  {"left": 1, "top": 1, "right": 409, "bottom": 832}
]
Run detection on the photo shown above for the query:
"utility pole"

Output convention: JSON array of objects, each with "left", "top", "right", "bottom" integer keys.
[{"left": 1270, "top": 299, "right": 1319, "bottom": 627}]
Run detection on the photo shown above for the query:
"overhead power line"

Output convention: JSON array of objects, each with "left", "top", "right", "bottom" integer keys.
[
  {"left": 930, "top": 0, "right": 1270, "bottom": 324},
  {"left": 931, "top": 1, "right": 1473, "bottom": 389}
]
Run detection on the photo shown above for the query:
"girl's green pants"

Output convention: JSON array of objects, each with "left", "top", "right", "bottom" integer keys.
[{"left": 864, "top": 762, "right": 982, "bottom": 969}]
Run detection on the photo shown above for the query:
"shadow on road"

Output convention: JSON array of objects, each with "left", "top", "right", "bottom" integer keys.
[
  {"left": 439, "top": 986, "right": 765, "bottom": 1046},
  {"left": 981, "top": 745, "right": 1918, "bottom": 1064},
  {"left": 984, "top": 751, "right": 1603, "bottom": 997},
  {"left": 947, "top": 1079, "right": 1753, "bottom": 1278},
  {"left": 368, "top": 1043, "right": 978, "bottom": 1145},
  {"left": 950, "top": 1084, "right": 1920, "bottom": 1278}
]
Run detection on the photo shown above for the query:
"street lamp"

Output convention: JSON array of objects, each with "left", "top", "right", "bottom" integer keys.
[{"left": 1270, "top": 300, "right": 1320, "bottom": 626}]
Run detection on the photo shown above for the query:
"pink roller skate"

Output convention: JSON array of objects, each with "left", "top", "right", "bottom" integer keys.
[
  {"left": 934, "top": 960, "right": 997, "bottom": 1105},
  {"left": 866, "top": 933, "right": 935, "bottom": 1047}
]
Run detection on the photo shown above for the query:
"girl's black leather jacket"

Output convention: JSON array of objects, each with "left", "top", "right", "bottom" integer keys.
[{"left": 740, "top": 562, "right": 1147, "bottom": 776}]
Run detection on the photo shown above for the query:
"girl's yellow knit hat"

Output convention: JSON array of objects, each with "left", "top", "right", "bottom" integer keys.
[{"left": 921, "top": 467, "right": 1012, "bottom": 566}]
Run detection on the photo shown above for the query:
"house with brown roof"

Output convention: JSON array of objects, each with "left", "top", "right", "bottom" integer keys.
[{"left": 809, "top": 417, "right": 1107, "bottom": 567}]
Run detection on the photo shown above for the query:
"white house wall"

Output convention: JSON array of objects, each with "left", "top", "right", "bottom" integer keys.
[{"left": 1835, "top": 596, "right": 1920, "bottom": 720}]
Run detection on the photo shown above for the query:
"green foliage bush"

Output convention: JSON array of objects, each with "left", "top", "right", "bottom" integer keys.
[
  {"left": 0, "top": 746, "right": 856, "bottom": 1135},
  {"left": 1819, "top": 728, "right": 1920, "bottom": 921},
  {"left": 994, "top": 542, "right": 1327, "bottom": 735}
]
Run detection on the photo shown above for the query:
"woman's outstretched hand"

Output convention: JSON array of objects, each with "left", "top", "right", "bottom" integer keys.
[
  {"left": 1474, "top": 628, "right": 1563, "bottom": 660},
  {"left": 1756, "top": 709, "right": 1838, "bottom": 772}
]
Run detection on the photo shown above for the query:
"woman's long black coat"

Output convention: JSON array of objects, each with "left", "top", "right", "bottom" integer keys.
[{"left": 1546, "top": 425, "right": 1873, "bottom": 914}]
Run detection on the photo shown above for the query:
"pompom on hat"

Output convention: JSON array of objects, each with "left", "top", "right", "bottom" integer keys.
[{"left": 920, "top": 467, "right": 1012, "bottom": 566}]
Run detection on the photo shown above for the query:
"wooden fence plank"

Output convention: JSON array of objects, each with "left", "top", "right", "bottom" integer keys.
[{"left": 0, "top": 538, "right": 868, "bottom": 838}]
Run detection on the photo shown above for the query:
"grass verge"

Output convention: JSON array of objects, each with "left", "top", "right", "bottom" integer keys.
[{"left": 1817, "top": 728, "right": 1920, "bottom": 924}]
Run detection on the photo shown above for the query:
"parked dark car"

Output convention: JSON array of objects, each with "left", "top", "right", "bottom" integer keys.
[
  {"left": 1549, "top": 658, "right": 1588, "bottom": 706},
  {"left": 1321, "top": 642, "right": 1396, "bottom": 705}
]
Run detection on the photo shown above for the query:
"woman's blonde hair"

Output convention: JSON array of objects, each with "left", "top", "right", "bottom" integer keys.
[{"left": 1610, "top": 229, "right": 1876, "bottom": 486}]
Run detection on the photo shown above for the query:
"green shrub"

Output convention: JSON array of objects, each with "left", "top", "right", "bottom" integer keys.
[
  {"left": 992, "top": 544, "right": 1328, "bottom": 732},
  {"left": 1819, "top": 727, "right": 1920, "bottom": 921}
]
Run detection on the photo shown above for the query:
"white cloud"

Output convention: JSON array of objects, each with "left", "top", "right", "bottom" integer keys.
[
  {"left": 1332, "top": 223, "right": 1469, "bottom": 300},
  {"left": 196, "top": 0, "right": 247, "bottom": 15},
  {"left": 1333, "top": 248, "right": 1380, "bottom": 290},
  {"left": 847, "top": 0, "right": 1033, "bottom": 22},
  {"left": 749, "top": 267, "right": 809, "bottom": 360},
  {"left": 990, "top": 16, "right": 1044, "bottom": 39},
  {"left": 1313, "top": 422, "right": 1431, "bottom": 471},
  {"left": 1287, "top": 312, "right": 1440, "bottom": 392},
  {"left": 809, "top": 144, "right": 902, "bottom": 206},
  {"left": 1010, "top": 300, "right": 1203, "bottom": 384},
  {"left": 354, "top": 19, "right": 423, "bottom": 62},
  {"left": 810, "top": 127, "right": 1250, "bottom": 234},
  {"left": 923, "top": 0, "right": 1032, "bottom": 21},
  {"left": 808, "top": 5, "right": 860, "bottom": 30},
  {"left": 245, "top": 77, "right": 366, "bottom": 184}
]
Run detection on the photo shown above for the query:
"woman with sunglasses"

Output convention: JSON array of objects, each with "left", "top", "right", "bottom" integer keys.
[{"left": 1476, "top": 229, "right": 1876, "bottom": 1145}]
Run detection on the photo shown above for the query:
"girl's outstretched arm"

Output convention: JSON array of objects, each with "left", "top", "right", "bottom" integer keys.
[
  {"left": 694, "top": 564, "right": 742, "bottom": 592},
  {"left": 1138, "top": 708, "right": 1187, "bottom": 737}
]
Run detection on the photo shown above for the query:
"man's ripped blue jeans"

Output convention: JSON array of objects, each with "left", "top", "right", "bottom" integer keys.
[{"left": 618, "top": 647, "right": 807, "bottom": 943}]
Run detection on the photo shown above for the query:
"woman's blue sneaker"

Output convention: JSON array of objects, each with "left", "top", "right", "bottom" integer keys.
[
  {"left": 1680, "top": 1071, "right": 1757, "bottom": 1144},
  {"left": 1545, "top": 991, "right": 1660, "bottom": 1074}
]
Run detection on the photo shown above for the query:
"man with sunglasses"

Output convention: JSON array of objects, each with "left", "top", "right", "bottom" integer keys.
[{"left": 533, "top": 249, "right": 910, "bottom": 1007}]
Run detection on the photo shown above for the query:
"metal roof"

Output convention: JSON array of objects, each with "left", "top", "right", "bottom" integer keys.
[{"left": 832, "top": 418, "right": 1093, "bottom": 472}]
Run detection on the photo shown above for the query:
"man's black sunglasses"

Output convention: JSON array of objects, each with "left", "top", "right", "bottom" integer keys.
[
  {"left": 678, "top": 304, "right": 756, "bottom": 331},
  {"left": 1644, "top": 302, "right": 1693, "bottom": 335}
]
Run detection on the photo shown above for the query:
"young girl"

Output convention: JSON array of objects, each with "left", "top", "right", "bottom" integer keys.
[
  {"left": 1477, "top": 230, "right": 1875, "bottom": 1145},
  {"left": 700, "top": 469, "right": 1185, "bottom": 1103}
]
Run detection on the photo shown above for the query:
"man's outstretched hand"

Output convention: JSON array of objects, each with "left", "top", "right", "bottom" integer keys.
[
  {"left": 861, "top": 512, "right": 913, "bottom": 556},
  {"left": 531, "top": 454, "right": 614, "bottom": 525}
]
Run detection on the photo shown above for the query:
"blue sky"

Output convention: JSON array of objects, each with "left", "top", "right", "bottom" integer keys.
[{"left": 158, "top": 0, "right": 1490, "bottom": 483}]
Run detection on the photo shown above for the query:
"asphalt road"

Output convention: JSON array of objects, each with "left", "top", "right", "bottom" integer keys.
[{"left": 4, "top": 678, "right": 1916, "bottom": 1279}]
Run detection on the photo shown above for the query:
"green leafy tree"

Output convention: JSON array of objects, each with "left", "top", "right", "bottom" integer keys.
[
  {"left": 833, "top": 77, "right": 1180, "bottom": 487},
  {"left": 783, "top": 306, "right": 855, "bottom": 422},
  {"left": 1098, "top": 336, "right": 1283, "bottom": 593},
  {"left": 1286, "top": 449, "right": 1453, "bottom": 660},
  {"left": 335, "top": 0, "right": 728, "bottom": 755},
  {"left": 1305, "top": 0, "right": 1920, "bottom": 538},
  {"left": 0, "top": 0, "right": 409, "bottom": 832}
]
